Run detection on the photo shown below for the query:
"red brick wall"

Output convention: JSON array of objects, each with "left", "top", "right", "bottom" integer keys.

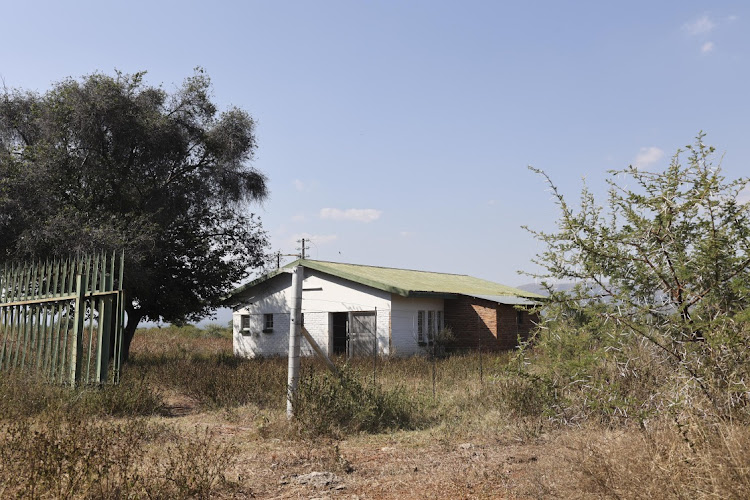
[
  {"left": 444, "top": 296, "right": 501, "bottom": 351},
  {"left": 444, "top": 297, "right": 539, "bottom": 352},
  {"left": 498, "top": 305, "right": 540, "bottom": 347}
]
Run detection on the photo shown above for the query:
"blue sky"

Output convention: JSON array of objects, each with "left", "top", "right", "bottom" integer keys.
[{"left": 3, "top": 0, "right": 749, "bottom": 290}]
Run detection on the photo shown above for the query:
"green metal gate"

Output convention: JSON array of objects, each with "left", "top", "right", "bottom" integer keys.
[{"left": 0, "top": 252, "right": 125, "bottom": 385}]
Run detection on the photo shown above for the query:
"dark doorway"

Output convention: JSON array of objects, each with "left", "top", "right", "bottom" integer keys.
[{"left": 332, "top": 312, "right": 348, "bottom": 355}]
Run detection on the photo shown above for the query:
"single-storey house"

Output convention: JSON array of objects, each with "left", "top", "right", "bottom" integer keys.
[{"left": 226, "top": 259, "right": 544, "bottom": 358}]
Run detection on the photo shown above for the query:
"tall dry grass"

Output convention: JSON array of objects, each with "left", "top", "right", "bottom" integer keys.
[
  {"left": 555, "top": 421, "right": 750, "bottom": 499},
  {"left": 0, "top": 412, "right": 241, "bottom": 499}
]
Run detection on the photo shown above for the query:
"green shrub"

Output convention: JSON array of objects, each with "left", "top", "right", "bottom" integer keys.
[
  {"left": 510, "top": 321, "right": 688, "bottom": 426},
  {"left": 292, "top": 367, "right": 425, "bottom": 437},
  {"left": 0, "top": 373, "right": 67, "bottom": 419},
  {"left": 75, "top": 376, "right": 166, "bottom": 417},
  {"left": 488, "top": 371, "right": 559, "bottom": 418},
  {"left": 135, "top": 353, "right": 287, "bottom": 410},
  {"left": 201, "top": 323, "right": 233, "bottom": 339},
  {"left": 0, "top": 370, "right": 165, "bottom": 420}
]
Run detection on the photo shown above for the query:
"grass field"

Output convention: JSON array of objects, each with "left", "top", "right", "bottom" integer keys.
[{"left": 0, "top": 324, "right": 748, "bottom": 499}]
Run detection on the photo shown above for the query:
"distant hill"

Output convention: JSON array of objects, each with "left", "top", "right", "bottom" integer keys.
[
  {"left": 518, "top": 282, "right": 622, "bottom": 305},
  {"left": 517, "top": 282, "right": 577, "bottom": 296}
]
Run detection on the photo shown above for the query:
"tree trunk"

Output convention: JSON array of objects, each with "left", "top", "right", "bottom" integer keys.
[{"left": 122, "top": 304, "right": 143, "bottom": 363}]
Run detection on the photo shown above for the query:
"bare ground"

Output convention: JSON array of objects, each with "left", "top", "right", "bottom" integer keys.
[{"left": 157, "top": 405, "right": 587, "bottom": 499}]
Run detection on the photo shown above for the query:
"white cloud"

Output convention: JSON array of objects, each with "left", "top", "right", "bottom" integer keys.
[
  {"left": 728, "top": 15, "right": 738, "bottom": 22},
  {"left": 291, "top": 213, "right": 306, "bottom": 222},
  {"left": 294, "top": 179, "right": 317, "bottom": 192},
  {"left": 320, "top": 208, "right": 382, "bottom": 222},
  {"left": 633, "top": 147, "right": 665, "bottom": 170},
  {"left": 683, "top": 15, "right": 715, "bottom": 35},
  {"left": 701, "top": 41, "right": 715, "bottom": 53},
  {"left": 399, "top": 231, "right": 413, "bottom": 237}
]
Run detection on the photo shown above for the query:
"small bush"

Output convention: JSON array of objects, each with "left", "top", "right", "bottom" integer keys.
[
  {"left": 292, "top": 367, "right": 425, "bottom": 437},
  {"left": 201, "top": 323, "right": 233, "bottom": 339},
  {"left": 0, "top": 371, "right": 165, "bottom": 420},
  {"left": 488, "top": 371, "right": 559, "bottom": 418},
  {"left": 75, "top": 376, "right": 165, "bottom": 417},
  {"left": 0, "top": 414, "right": 157, "bottom": 498},
  {"left": 144, "top": 354, "right": 287, "bottom": 410},
  {"left": 156, "top": 427, "right": 239, "bottom": 498},
  {"left": 510, "top": 323, "right": 677, "bottom": 426},
  {"left": 0, "top": 373, "right": 67, "bottom": 419}
]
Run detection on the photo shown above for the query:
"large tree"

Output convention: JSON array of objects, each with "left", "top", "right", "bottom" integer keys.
[{"left": 0, "top": 69, "right": 269, "bottom": 360}]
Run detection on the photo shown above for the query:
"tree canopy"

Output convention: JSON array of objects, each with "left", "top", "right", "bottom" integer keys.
[
  {"left": 526, "top": 135, "right": 750, "bottom": 417},
  {"left": 0, "top": 69, "right": 269, "bottom": 359}
]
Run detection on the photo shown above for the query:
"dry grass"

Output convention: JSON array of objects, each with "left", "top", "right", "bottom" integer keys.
[
  {"left": 541, "top": 421, "right": 750, "bottom": 500},
  {"left": 0, "top": 325, "right": 747, "bottom": 498}
]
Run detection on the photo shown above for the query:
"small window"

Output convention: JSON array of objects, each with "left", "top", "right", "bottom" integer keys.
[
  {"left": 516, "top": 310, "right": 524, "bottom": 327},
  {"left": 240, "top": 315, "right": 250, "bottom": 335},
  {"left": 263, "top": 313, "right": 274, "bottom": 333}
]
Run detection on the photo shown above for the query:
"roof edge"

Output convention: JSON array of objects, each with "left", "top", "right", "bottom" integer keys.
[
  {"left": 296, "top": 259, "right": 411, "bottom": 297},
  {"left": 222, "top": 267, "right": 288, "bottom": 305},
  {"left": 224, "top": 259, "right": 547, "bottom": 304}
]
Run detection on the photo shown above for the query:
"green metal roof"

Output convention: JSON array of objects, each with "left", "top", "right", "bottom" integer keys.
[{"left": 227, "top": 259, "right": 544, "bottom": 302}]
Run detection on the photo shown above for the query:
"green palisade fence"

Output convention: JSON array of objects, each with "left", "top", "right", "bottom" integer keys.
[{"left": 0, "top": 252, "right": 125, "bottom": 385}]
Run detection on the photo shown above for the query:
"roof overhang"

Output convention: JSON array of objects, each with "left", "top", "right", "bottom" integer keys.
[
  {"left": 221, "top": 268, "right": 289, "bottom": 307},
  {"left": 468, "top": 294, "right": 542, "bottom": 306}
]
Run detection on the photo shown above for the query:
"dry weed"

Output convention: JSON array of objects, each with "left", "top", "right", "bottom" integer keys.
[{"left": 552, "top": 421, "right": 750, "bottom": 499}]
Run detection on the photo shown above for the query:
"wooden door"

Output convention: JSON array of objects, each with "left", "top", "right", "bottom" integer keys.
[{"left": 348, "top": 312, "right": 375, "bottom": 358}]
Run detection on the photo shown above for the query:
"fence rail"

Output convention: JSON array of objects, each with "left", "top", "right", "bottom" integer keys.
[{"left": 0, "top": 252, "right": 125, "bottom": 385}]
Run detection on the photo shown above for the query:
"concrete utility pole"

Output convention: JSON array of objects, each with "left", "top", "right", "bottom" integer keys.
[
  {"left": 277, "top": 251, "right": 302, "bottom": 269},
  {"left": 287, "top": 265, "right": 303, "bottom": 418}
]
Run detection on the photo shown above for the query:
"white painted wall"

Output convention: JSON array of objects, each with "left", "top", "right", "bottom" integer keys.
[
  {"left": 233, "top": 274, "right": 291, "bottom": 358},
  {"left": 233, "top": 268, "right": 394, "bottom": 357},
  {"left": 390, "top": 295, "right": 445, "bottom": 356}
]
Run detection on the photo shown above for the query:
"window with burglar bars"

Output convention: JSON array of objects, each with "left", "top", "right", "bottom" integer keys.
[
  {"left": 240, "top": 315, "right": 251, "bottom": 334},
  {"left": 263, "top": 313, "right": 274, "bottom": 332},
  {"left": 417, "top": 310, "right": 443, "bottom": 345}
]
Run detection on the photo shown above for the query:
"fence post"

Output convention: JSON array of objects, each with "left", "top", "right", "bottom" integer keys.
[
  {"left": 373, "top": 307, "right": 377, "bottom": 385},
  {"left": 96, "top": 256, "right": 114, "bottom": 384},
  {"left": 70, "top": 274, "right": 85, "bottom": 386},
  {"left": 114, "top": 251, "right": 125, "bottom": 384},
  {"left": 113, "top": 290, "right": 125, "bottom": 384}
]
